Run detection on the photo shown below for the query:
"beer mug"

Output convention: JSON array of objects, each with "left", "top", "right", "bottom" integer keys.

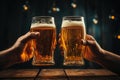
[
  {"left": 30, "top": 16, "right": 56, "bottom": 66},
  {"left": 61, "top": 16, "right": 86, "bottom": 66}
]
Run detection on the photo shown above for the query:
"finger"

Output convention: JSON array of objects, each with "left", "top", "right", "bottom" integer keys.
[
  {"left": 59, "top": 45, "right": 64, "bottom": 50},
  {"left": 83, "top": 46, "right": 89, "bottom": 59},
  {"left": 86, "top": 34, "right": 95, "bottom": 40},
  {"left": 58, "top": 33, "right": 61, "bottom": 37},
  {"left": 24, "top": 32, "right": 40, "bottom": 39},
  {"left": 61, "top": 50, "right": 64, "bottom": 56},
  {"left": 19, "top": 32, "right": 40, "bottom": 43},
  {"left": 58, "top": 33, "right": 63, "bottom": 45},
  {"left": 81, "top": 39, "right": 95, "bottom": 46},
  {"left": 59, "top": 44, "right": 65, "bottom": 56},
  {"left": 58, "top": 38, "right": 62, "bottom": 44}
]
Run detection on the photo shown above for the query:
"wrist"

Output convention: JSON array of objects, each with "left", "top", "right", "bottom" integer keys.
[
  {"left": 9, "top": 46, "right": 21, "bottom": 64},
  {"left": 93, "top": 49, "right": 106, "bottom": 63}
]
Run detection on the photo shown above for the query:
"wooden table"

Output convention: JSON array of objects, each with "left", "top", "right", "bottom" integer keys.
[{"left": 0, "top": 69, "right": 119, "bottom": 80}]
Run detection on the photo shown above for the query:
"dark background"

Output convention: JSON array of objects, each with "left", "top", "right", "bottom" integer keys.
[{"left": 0, "top": 0, "right": 120, "bottom": 69}]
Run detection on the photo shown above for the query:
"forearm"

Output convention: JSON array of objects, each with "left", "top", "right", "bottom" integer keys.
[
  {"left": 0, "top": 47, "right": 18, "bottom": 69},
  {"left": 95, "top": 49, "right": 120, "bottom": 74}
]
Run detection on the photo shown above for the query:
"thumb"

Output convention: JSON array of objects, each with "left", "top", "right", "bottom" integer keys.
[{"left": 81, "top": 39, "right": 95, "bottom": 46}]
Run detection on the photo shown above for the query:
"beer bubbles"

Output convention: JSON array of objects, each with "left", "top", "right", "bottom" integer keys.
[{"left": 61, "top": 16, "right": 86, "bottom": 66}]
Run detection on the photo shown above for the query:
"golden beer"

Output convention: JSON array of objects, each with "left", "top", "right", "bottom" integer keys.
[
  {"left": 31, "top": 26, "right": 56, "bottom": 66},
  {"left": 29, "top": 16, "right": 56, "bottom": 66},
  {"left": 61, "top": 16, "right": 86, "bottom": 66}
]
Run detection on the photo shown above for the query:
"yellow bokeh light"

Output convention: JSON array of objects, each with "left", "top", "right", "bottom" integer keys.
[
  {"left": 117, "top": 35, "right": 120, "bottom": 39},
  {"left": 71, "top": 3, "right": 77, "bottom": 8},
  {"left": 109, "top": 15, "right": 115, "bottom": 20},
  {"left": 93, "top": 18, "right": 98, "bottom": 24},
  {"left": 111, "top": 15, "right": 115, "bottom": 20},
  {"left": 52, "top": 7, "right": 60, "bottom": 12},
  {"left": 23, "top": 5, "right": 28, "bottom": 11}
]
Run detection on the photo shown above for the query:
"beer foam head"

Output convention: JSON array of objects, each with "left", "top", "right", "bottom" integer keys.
[
  {"left": 31, "top": 23, "right": 55, "bottom": 28},
  {"left": 62, "top": 21, "right": 85, "bottom": 27}
]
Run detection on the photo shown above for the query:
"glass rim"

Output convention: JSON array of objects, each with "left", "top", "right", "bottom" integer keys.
[
  {"left": 32, "top": 16, "right": 54, "bottom": 19},
  {"left": 63, "top": 16, "right": 84, "bottom": 18}
]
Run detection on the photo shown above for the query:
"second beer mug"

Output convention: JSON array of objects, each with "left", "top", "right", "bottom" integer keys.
[
  {"left": 30, "top": 16, "right": 56, "bottom": 66},
  {"left": 61, "top": 16, "right": 86, "bottom": 66}
]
